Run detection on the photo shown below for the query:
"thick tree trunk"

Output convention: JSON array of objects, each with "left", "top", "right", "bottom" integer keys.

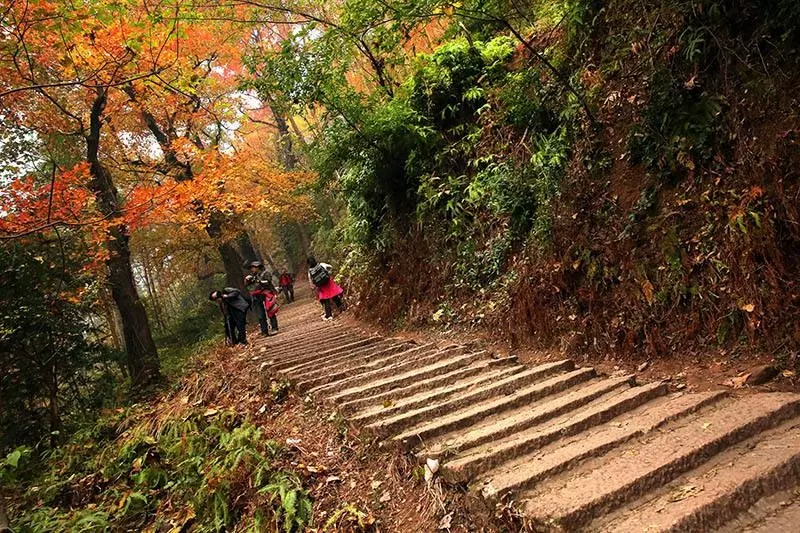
[
  {"left": 263, "top": 94, "right": 299, "bottom": 171},
  {"left": 88, "top": 90, "right": 160, "bottom": 386},
  {"left": 207, "top": 211, "right": 245, "bottom": 288},
  {"left": 218, "top": 241, "right": 245, "bottom": 289},
  {"left": 297, "top": 222, "right": 311, "bottom": 255},
  {"left": 237, "top": 230, "right": 259, "bottom": 264}
]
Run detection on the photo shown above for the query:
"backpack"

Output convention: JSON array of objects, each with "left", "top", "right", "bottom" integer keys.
[
  {"left": 309, "top": 264, "right": 330, "bottom": 287},
  {"left": 264, "top": 292, "right": 279, "bottom": 317}
]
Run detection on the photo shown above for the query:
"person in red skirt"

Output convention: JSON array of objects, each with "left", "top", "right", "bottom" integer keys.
[{"left": 306, "top": 256, "right": 345, "bottom": 321}]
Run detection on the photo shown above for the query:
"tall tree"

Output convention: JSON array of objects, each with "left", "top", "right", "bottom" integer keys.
[{"left": 0, "top": 0, "right": 185, "bottom": 385}]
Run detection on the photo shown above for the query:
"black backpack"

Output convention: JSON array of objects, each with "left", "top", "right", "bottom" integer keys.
[{"left": 309, "top": 264, "right": 330, "bottom": 287}]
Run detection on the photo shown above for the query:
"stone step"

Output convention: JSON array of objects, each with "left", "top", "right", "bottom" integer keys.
[
  {"left": 263, "top": 330, "right": 370, "bottom": 368},
  {"left": 591, "top": 419, "right": 800, "bottom": 532},
  {"left": 521, "top": 394, "right": 800, "bottom": 531},
  {"left": 349, "top": 363, "right": 525, "bottom": 425},
  {"left": 394, "top": 367, "right": 599, "bottom": 451},
  {"left": 476, "top": 390, "right": 728, "bottom": 500},
  {"left": 286, "top": 340, "right": 416, "bottom": 381},
  {"left": 333, "top": 356, "right": 520, "bottom": 413},
  {"left": 417, "top": 374, "right": 635, "bottom": 459},
  {"left": 713, "top": 486, "right": 800, "bottom": 533},
  {"left": 364, "top": 360, "right": 576, "bottom": 439},
  {"left": 261, "top": 326, "right": 353, "bottom": 359},
  {"left": 441, "top": 381, "right": 669, "bottom": 481},
  {"left": 303, "top": 345, "right": 464, "bottom": 396},
  {"left": 271, "top": 336, "right": 383, "bottom": 372},
  {"left": 296, "top": 344, "right": 455, "bottom": 393},
  {"left": 281, "top": 339, "right": 421, "bottom": 376}
]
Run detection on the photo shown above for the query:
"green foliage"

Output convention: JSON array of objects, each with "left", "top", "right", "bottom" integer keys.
[
  {"left": 0, "top": 237, "right": 119, "bottom": 451},
  {"left": 12, "top": 409, "right": 313, "bottom": 532},
  {"left": 628, "top": 70, "right": 725, "bottom": 177}
]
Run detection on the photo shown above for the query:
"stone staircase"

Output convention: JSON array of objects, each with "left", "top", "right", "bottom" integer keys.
[{"left": 256, "top": 292, "right": 800, "bottom": 532}]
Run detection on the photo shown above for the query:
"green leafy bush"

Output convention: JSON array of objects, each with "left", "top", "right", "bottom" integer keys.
[{"left": 11, "top": 410, "right": 313, "bottom": 532}]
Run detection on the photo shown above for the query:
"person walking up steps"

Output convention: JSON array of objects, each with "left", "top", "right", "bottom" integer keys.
[
  {"left": 307, "top": 256, "right": 345, "bottom": 321},
  {"left": 279, "top": 270, "right": 294, "bottom": 303},
  {"left": 210, "top": 287, "right": 250, "bottom": 346}
]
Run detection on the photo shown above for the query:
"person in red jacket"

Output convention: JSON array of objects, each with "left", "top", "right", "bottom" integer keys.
[
  {"left": 307, "top": 256, "right": 345, "bottom": 321},
  {"left": 279, "top": 270, "right": 294, "bottom": 303},
  {"left": 263, "top": 287, "right": 279, "bottom": 332},
  {"left": 246, "top": 275, "right": 279, "bottom": 334}
]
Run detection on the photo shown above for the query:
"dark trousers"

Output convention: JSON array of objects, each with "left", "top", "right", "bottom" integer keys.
[
  {"left": 252, "top": 296, "right": 269, "bottom": 334},
  {"left": 282, "top": 284, "right": 294, "bottom": 303},
  {"left": 322, "top": 295, "right": 344, "bottom": 318},
  {"left": 269, "top": 314, "right": 279, "bottom": 331},
  {"left": 226, "top": 307, "right": 247, "bottom": 345}
]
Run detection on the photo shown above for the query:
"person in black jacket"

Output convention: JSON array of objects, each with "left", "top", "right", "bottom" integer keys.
[{"left": 210, "top": 288, "right": 250, "bottom": 346}]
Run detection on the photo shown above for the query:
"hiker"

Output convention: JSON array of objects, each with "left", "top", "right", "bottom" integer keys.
[
  {"left": 263, "top": 286, "right": 280, "bottom": 332},
  {"left": 246, "top": 274, "right": 279, "bottom": 335},
  {"left": 279, "top": 270, "right": 295, "bottom": 303},
  {"left": 247, "top": 260, "right": 277, "bottom": 292},
  {"left": 307, "top": 256, "right": 345, "bottom": 321},
  {"left": 210, "top": 287, "right": 250, "bottom": 346},
  {"left": 245, "top": 274, "right": 269, "bottom": 335}
]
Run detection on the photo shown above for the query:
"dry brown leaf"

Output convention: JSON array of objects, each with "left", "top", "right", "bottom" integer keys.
[
  {"left": 724, "top": 373, "right": 750, "bottom": 389},
  {"left": 668, "top": 484, "right": 703, "bottom": 502}
]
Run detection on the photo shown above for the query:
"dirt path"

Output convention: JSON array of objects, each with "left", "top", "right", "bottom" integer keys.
[{"left": 256, "top": 284, "right": 800, "bottom": 532}]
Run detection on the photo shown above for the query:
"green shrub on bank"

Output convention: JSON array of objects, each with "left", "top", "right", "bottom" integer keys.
[{"left": 10, "top": 409, "right": 313, "bottom": 532}]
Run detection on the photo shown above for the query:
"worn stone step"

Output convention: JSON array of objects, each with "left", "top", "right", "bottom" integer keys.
[
  {"left": 349, "top": 363, "right": 525, "bottom": 425},
  {"left": 364, "top": 360, "right": 576, "bottom": 439},
  {"left": 476, "top": 390, "right": 728, "bottom": 500},
  {"left": 417, "top": 374, "right": 635, "bottom": 460},
  {"left": 271, "top": 336, "right": 382, "bottom": 372},
  {"left": 273, "top": 333, "right": 381, "bottom": 365},
  {"left": 263, "top": 329, "right": 366, "bottom": 367},
  {"left": 282, "top": 339, "right": 418, "bottom": 377},
  {"left": 442, "top": 380, "right": 669, "bottom": 481},
  {"left": 261, "top": 326, "right": 353, "bottom": 358},
  {"left": 333, "top": 356, "right": 520, "bottom": 413},
  {"left": 395, "top": 368, "right": 600, "bottom": 452},
  {"left": 521, "top": 393, "right": 800, "bottom": 531},
  {"left": 713, "top": 486, "right": 800, "bottom": 532},
  {"left": 591, "top": 419, "right": 800, "bottom": 532},
  {"left": 295, "top": 343, "right": 448, "bottom": 392},
  {"left": 285, "top": 340, "right": 413, "bottom": 381},
  {"left": 303, "top": 345, "right": 463, "bottom": 396}
]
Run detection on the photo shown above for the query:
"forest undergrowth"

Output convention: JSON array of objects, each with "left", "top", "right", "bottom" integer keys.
[
  {"left": 301, "top": 0, "right": 800, "bottom": 370},
  {"left": 3, "top": 339, "right": 468, "bottom": 532}
]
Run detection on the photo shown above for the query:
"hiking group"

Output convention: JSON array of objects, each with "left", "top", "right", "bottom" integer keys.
[{"left": 209, "top": 256, "right": 345, "bottom": 346}]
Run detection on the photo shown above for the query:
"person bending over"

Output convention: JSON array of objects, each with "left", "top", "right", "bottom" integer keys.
[{"left": 210, "top": 287, "right": 250, "bottom": 346}]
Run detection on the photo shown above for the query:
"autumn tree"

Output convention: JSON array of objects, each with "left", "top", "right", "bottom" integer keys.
[{"left": 0, "top": 0, "right": 186, "bottom": 385}]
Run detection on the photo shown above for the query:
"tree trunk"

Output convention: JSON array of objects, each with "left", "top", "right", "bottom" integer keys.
[
  {"left": 0, "top": 496, "right": 11, "bottom": 533},
  {"left": 48, "top": 358, "right": 60, "bottom": 447},
  {"left": 100, "top": 286, "right": 123, "bottom": 350},
  {"left": 206, "top": 211, "right": 245, "bottom": 288},
  {"left": 265, "top": 96, "right": 298, "bottom": 171},
  {"left": 237, "top": 230, "right": 260, "bottom": 264},
  {"left": 297, "top": 222, "right": 311, "bottom": 255},
  {"left": 218, "top": 241, "right": 245, "bottom": 289},
  {"left": 87, "top": 90, "right": 160, "bottom": 386}
]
